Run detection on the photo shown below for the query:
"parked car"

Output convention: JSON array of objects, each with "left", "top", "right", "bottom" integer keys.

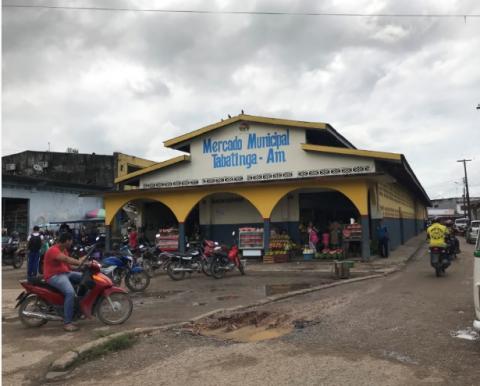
[
  {"left": 454, "top": 217, "right": 469, "bottom": 235},
  {"left": 466, "top": 220, "right": 480, "bottom": 244},
  {"left": 473, "top": 233, "right": 480, "bottom": 332}
]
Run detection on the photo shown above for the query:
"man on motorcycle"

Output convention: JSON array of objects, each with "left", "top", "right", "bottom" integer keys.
[
  {"left": 43, "top": 233, "right": 87, "bottom": 332},
  {"left": 427, "top": 217, "right": 448, "bottom": 255}
]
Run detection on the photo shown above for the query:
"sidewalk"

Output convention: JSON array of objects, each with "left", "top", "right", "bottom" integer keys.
[{"left": 248, "top": 232, "right": 427, "bottom": 274}]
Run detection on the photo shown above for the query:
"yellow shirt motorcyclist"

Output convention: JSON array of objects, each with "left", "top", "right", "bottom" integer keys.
[{"left": 427, "top": 220, "right": 448, "bottom": 248}]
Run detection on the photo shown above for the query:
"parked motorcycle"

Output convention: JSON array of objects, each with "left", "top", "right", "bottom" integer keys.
[
  {"left": 166, "top": 247, "right": 211, "bottom": 281},
  {"left": 2, "top": 235, "right": 25, "bottom": 269},
  {"left": 101, "top": 249, "right": 150, "bottom": 292},
  {"left": 15, "top": 256, "right": 133, "bottom": 327},
  {"left": 209, "top": 232, "right": 246, "bottom": 279},
  {"left": 429, "top": 246, "right": 450, "bottom": 277},
  {"left": 139, "top": 244, "right": 171, "bottom": 277}
]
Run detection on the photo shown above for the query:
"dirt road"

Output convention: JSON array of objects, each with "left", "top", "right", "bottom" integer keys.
[{"left": 58, "top": 240, "right": 480, "bottom": 386}]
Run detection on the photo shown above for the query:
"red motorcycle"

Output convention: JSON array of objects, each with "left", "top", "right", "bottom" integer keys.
[
  {"left": 209, "top": 232, "right": 246, "bottom": 279},
  {"left": 15, "top": 258, "right": 133, "bottom": 327}
]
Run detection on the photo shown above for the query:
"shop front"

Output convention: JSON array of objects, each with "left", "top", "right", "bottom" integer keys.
[{"left": 104, "top": 114, "right": 430, "bottom": 262}]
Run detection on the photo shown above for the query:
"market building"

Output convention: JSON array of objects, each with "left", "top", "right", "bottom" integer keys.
[{"left": 105, "top": 114, "right": 430, "bottom": 260}]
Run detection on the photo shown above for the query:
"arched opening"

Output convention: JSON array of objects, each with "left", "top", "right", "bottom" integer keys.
[
  {"left": 269, "top": 187, "right": 362, "bottom": 257},
  {"left": 110, "top": 198, "right": 178, "bottom": 245},
  {"left": 183, "top": 192, "right": 263, "bottom": 246}
]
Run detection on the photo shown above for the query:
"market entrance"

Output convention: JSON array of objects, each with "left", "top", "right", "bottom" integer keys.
[
  {"left": 111, "top": 199, "right": 178, "bottom": 247},
  {"left": 184, "top": 192, "right": 263, "bottom": 249},
  {"left": 268, "top": 188, "right": 362, "bottom": 261}
]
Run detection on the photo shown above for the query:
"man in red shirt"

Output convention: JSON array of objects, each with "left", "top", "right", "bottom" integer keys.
[
  {"left": 44, "top": 233, "right": 87, "bottom": 332},
  {"left": 128, "top": 226, "right": 138, "bottom": 250}
]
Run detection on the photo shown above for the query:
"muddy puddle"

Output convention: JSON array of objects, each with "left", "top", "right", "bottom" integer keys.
[{"left": 185, "top": 310, "right": 313, "bottom": 343}]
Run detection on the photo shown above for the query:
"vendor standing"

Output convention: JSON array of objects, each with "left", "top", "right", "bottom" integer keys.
[{"left": 376, "top": 221, "right": 389, "bottom": 258}]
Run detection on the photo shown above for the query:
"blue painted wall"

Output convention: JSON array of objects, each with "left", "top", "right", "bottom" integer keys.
[{"left": 372, "top": 217, "right": 423, "bottom": 252}]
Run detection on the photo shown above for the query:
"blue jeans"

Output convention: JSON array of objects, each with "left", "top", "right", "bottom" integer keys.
[
  {"left": 27, "top": 250, "right": 40, "bottom": 279},
  {"left": 47, "top": 272, "right": 82, "bottom": 324}
]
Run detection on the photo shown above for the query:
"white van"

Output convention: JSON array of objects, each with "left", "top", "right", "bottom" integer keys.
[
  {"left": 474, "top": 233, "right": 480, "bottom": 331},
  {"left": 455, "top": 217, "right": 469, "bottom": 234}
]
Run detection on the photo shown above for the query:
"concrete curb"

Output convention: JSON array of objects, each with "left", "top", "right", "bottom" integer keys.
[
  {"left": 45, "top": 242, "right": 426, "bottom": 381},
  {"left": 46, "top": 323, "right": 187, "bottom": 380}
]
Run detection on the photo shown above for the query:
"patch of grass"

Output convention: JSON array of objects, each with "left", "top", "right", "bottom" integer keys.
[{"left": 78, "top": 334, "right": 138, "bottom": 364}]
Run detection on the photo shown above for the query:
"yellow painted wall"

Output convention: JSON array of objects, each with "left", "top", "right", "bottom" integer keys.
[
  {"left": 378, "top": 182, "right": 424, "bottom": 219},
  {"left": 116, "top": 153, "right": 157, "bottom": 179},
  {"left": 104, "top": 178, "right": 369, "bottom": 225}
]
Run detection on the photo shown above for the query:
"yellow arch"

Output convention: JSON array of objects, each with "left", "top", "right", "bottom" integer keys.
[
  {"left": 261, "top": 180, "right": 368, "bottom": 219},
  {"left": 104, "top": 179, "right": 368, "bottom": 225}
]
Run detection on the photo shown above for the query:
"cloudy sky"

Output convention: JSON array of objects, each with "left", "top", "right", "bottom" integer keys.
[{"left": 2, "top": 0, "right": 480, "bottom": 199}]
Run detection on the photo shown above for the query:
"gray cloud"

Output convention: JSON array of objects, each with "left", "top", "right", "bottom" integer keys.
[{"left": 2, "top": 0, "right": 480, "bottom": 197}]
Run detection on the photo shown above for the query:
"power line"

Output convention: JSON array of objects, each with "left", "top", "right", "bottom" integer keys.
[{"left": 2, "top": 4, "right": 480, "bottom": 19}]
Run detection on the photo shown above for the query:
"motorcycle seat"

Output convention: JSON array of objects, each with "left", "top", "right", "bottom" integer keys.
[
  {"left": 177, "top": 251, "right": 199, "bottom": 258},
  {"left": 23, "top": 278, "right": 64, "bottom": 294}
]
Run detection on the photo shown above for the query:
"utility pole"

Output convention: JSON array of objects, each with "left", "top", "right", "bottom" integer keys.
[
  {"left": 457, "top": 159, "right": 472, "bottom": 222},
  {"left": 462, "top": 185, "right": 467, "bottom": 218}
]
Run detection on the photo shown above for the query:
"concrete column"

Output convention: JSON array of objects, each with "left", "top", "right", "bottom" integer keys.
[
  {"left": 104, "top": 224, "right": 111, "bottom": 252},
  {"left": 263, "top": 218, "right": 270, "bottom": 251},
  {"left": 178, "top": 222, "right": 185, "bottom": 253},
  {"left": 361, "top": 216, "right": 370, "bottom": 261}
]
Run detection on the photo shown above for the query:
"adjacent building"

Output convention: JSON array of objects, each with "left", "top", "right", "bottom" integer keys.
[{"left": 2, "top": 150, "right": 155, "bottom": 238}]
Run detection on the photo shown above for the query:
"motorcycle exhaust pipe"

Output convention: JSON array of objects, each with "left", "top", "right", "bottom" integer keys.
[
  {"left": 172, "top": 268, "right": 194, "bottom": 272},
  {"left": 21, "top": 310, "right": 63, "bottom": 321}
]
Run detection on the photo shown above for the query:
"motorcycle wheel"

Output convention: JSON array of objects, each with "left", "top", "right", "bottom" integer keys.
[
  {"left": 238, "top": 261, "right": 246, "bottom": 275},
  {"left": 210, "top": 260, "right": 225, "bottom": 279},
  {"left": 125, "top": 272, "right": 150, "bottom": 292},
  {"left": 96, "top": 292, "right": 133, "bottom": 325},
  {"left": 18, "top": 296, "right": 49, "bottom": 327},
  {"left": 435, "top": 266, "right": 442, "bottom": 277},
  {"left": 167, "top": 261, "right": 186, "bottom": 281},
  {"left": 13, "top": 254, "right": 24, "bottom": 269},
  {"left": 142, "top": 259, "right": 154, "bottom": 278},
  {"left": 201, "top": 260, "right": 212, "bottom": 277}
]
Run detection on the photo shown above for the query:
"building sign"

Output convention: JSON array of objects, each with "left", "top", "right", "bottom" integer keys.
[
  {"left": 202, "top": 130, "right": 290, "bottom": 169},
  {"left": 140, "top": 122, "right": 377, "bottom": 189}
]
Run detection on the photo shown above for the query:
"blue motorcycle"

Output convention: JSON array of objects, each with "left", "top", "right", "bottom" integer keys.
[{"left": 101, "top": 247, "right": 150, "bottom": 292}]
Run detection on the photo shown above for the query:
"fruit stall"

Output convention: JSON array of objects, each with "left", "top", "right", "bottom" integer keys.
[{"left": 264, "top": 233, "right": 292, "bottom": 263}]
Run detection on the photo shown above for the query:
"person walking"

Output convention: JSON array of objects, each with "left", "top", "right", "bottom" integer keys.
[
  {"left": 27, "top": 226, "right": 43, "bottom": 282},
  {"left": 376, "top": 221, "right": 389, "bottom": 258}
]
